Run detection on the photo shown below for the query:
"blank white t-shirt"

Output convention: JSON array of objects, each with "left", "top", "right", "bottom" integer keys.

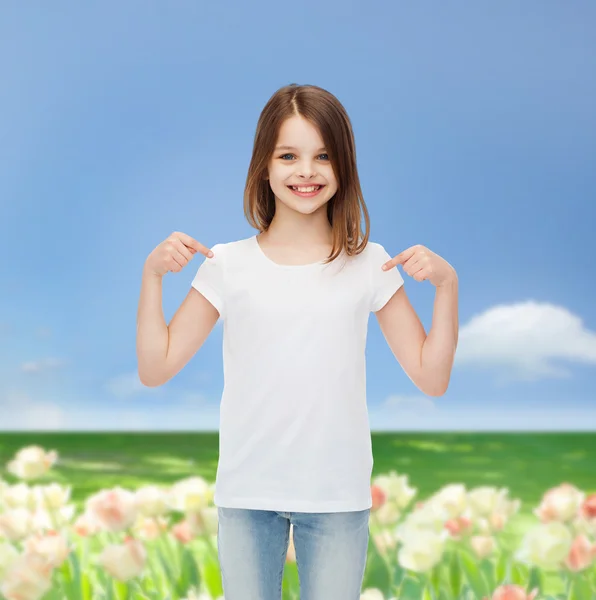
[{"left": 191, "top": 234, "right": 403, "bottom": 513}]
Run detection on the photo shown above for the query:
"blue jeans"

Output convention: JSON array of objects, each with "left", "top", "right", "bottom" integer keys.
[{"left": 217, "top": 506, "right": 371, "bottom": 599}]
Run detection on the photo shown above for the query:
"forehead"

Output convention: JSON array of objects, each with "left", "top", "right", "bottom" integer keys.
[{"left": 276, "top": 115, "right": 324, "bottom": 148}]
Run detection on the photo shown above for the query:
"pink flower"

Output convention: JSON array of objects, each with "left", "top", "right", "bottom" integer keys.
[
  {"left": 370, "top": 484, "right": 388, "bottom": 511},
  {"left": 171, "top": 520, "right": 194, "bottom": 544},
  {"left": 534, "top": 483, "right": 584, "bottom": 523},
  {"left": 483, "top": 584, "right": 538, "bottom": 600},
  {"left": 444, "top": 516, "right": 473, "bottom": 538},
  {"left": 85, "top": 488, "right": 137, "bottom": 532},
  {"left": 564, "top": 533, "right": 596, "bottom": 572},
  {"left": 579, "top": 493, "right": 596, "bottom": 519}
]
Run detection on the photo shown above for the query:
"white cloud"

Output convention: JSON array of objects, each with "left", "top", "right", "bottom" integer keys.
[
  {"left": 1, "top": 389, "right": 594, "bottom": 432},
  {"left": 21, "top": 357, "right": 69, "bottom": 373},
  {"left": 0, "top": 390, "right": 220, "bottom": 431},
  {"left": 0, "top": 392, "right": 66, "bottom": 430},
  {"left": 455, "top": 301, "right": 596, "bottom": 383},
  {"left": 104, "top": 371, "right": 161, "bottom": 398},
  {"left": 369, "top": 393, "right": 595, "bottom": 431}
]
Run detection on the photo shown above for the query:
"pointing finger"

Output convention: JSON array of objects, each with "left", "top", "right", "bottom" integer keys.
[{"left": 382, "top": 246, "right": 416, "bottom": 270}]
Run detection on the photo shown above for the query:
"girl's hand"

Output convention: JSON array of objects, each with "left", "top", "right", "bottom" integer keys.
[
  {"left": 145, "top": 231, "right": 214, "bottom": 277},
  {"left": 382, "top": 244, "right": 456, "bottom": 287}
]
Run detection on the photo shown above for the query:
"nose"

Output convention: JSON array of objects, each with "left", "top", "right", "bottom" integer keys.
[{"left": 296, "top": 158, "right": 317, "bottom": 179}]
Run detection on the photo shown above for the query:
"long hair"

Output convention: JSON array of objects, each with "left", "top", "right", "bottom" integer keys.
[{"left": 243, "top": 83, "right": 370, "bottom": 265}]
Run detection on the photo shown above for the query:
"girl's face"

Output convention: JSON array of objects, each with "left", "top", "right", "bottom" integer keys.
[{"left": 266, "top": 115, "right": 338, "bottom": 216}]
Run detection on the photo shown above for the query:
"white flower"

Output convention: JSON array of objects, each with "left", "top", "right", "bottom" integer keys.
[
  {"left": 72, "top": 511, "right": 103, "bottom": 537},
  {"left": 2, "top": 483, "right": 36, "bottom": 510},
  {"left": 23, "top": 531, "right": 72, "bottom": 569},
  {"left": 6, "top": 446, "right": 58, "bottom": 481},
  {"left": 167, "top": 477, "right": 212, "bottom": 513},
  {"left": 372, "top": 471, "right": 417, "bottom": 510},
  {"left": 534, "top": 483, "right": 585, "bottom": 523},
  {"left": 0, "top": 551, "right": 53, "bottom": 600},
  {"left": 470, "top": 535, "right": 496, "bottom": 559},
  {"left": 32, "top": 483, "right": 71, "bottom": 510},
  {"left": 397, "top": 530, "right": 446, "bottom": 572},
  {"left": 371, "top": 501, "right": 402, "bottom": 526},
  {"left": 515, "top": 521, "right": 573, "bottom": 570},
  {"left": 466, "top": 486, "right": 509, "bottom": 518},
  {"left": 0, "top": 542, "right": 19, "bottom": 581},
  {"left": 132, "top": 515, "right": 170, "bottom": 540},
  {"left": 31, "top": 503, "right": 76, "bottom": 531},
  {"left": 134, "top": 485, "right": 170, "bottom": 517},
  {"left": 0, "top": 508, "right": 34, "bottom": 542},
  {"left": 427, "top": 484, "right": 468, "bottom": 520},
  {"left": 187, "top": 506, "right": 219, "bottom": 536},
  {"left": 395, "top": 501, "right": 447, "bottom": 543},
  {"left": 97, "top": 537, "right": 147, "bottom": 581}
]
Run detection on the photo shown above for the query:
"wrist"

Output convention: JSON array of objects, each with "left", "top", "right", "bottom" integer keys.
[
  {"left": 143, "top": 263, "right": 163, "bottom": 279},
  {"left": 437, "top": 269, "right": 458, "bottom": 287}
]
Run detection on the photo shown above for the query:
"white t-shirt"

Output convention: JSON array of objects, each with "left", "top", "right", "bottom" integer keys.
[{"left": 191, "top": 234, "right": 404, "bottom": 513}]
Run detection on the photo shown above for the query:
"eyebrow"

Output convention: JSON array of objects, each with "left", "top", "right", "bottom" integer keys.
[{"left": 275, "top": 145, "right": 327, "bottom": 152}]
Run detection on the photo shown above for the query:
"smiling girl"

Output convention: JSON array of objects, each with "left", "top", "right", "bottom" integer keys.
[{"left": 137, "top": 83, "right": 459, "bottom": 599}]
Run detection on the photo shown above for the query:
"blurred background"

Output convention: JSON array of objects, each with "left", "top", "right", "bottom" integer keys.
[
  {"left": 1, "top": 4, "right": 595, "bottom": 599},
  {"left": 1, "top": 2, "right": 594, "bottom": 433}
]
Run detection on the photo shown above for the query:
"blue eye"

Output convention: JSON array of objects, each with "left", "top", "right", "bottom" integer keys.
[{"left": 279, "top": 153, "right": 330, "bottom": 161}]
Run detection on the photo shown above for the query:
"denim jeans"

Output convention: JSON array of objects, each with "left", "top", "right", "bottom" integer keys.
[{"left": 217, "top": 506, "right": 371, "bottom": 600}]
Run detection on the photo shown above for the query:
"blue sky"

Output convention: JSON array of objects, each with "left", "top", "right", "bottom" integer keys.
[{"left": 1, "top": 2, "right": 595, "bottom": 432}]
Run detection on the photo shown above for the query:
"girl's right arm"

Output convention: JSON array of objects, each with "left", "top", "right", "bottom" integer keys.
[{"left": 136, "top": 232, "right": 218, "bottom": 387}]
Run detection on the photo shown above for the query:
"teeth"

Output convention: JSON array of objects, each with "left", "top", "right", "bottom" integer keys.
[{"left": 291, "top": 186, "right": 320, "bottom": 192}]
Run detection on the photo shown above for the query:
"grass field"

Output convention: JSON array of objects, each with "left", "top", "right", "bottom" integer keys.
[
  {"left": 1, "top": 431, "right": 594, "bottom": 512},
  {"left": 1, "top": 431, "right": 595, "bottom": 599}
]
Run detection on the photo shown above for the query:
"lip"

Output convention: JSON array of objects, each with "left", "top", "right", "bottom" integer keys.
[
  {"left": 287, "top": 184, "right": 325, "bottom": 187},
  {"left": 287, "top": 184, "right": 325, "bottom": 198}
]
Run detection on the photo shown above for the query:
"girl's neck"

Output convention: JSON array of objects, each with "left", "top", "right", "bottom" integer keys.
[{"left": 260, "top": 224, "right": 333, "bottom": 248}]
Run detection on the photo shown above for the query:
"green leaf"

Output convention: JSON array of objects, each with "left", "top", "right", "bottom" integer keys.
[
  {"left": 361, "top": 537, "right": 391, "bottom": 595},
  {"left": 494, "top": 552, "right": 508, "bottom": 585},
  {"left": 422, "top": 583, "right": 433, "bottom": 600},
  {"left": 527, "top": 566, "right": 542, "bottom": 595},
  {"left": 175, "top": 546, "right": 201, "bottom": 596},
  {"left": 449, "top": 550, "right": 463, "bottom": 598},
  {"left": 479, "top": 558, "right": 496, "bottom": 592},
  {"left": 459, "top": 550, "right": 490, "bottom": 599},
  {"left": 510, "top": 561, "right": 529, "bottom": 586},
  {"left": 568, "top": 576, "right": 593, "bottom": 600},
  {"left": 399, "top": 575, "right": 424, "bottom": 599},
  {"left": 437, "top": 588, "right": 451, "bottom": 600},
  {"left": 201, "top": 552, "right": 224, "bottom": 599},
  {"left": 282, "top": 561, "right": 299, "bottom": 599},
  {"left": 392, "top": 562, "right": 407, "bottom": 590},
  {"left": 81, "top": 571, "right": 92, "bottom": 600},
  {"left": 429, "top": 563, "right": 442, "bottom": 596},
  {"left": 113, "top": 580, "right": 129, "bottom": 600}
]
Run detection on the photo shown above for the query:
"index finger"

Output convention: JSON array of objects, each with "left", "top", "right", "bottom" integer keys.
[
  {"left": 383, "top": 246, "right": 416, "bottom": 270},
  {"left": 173, "top": 231, "right": 213, "bottom": 257}
]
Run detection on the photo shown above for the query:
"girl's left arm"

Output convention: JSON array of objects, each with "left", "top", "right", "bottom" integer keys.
[{"left": 376, "top": 244, "right": 458, "bottom": 396}]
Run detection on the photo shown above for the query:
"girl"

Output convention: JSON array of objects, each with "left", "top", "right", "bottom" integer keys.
[{"left": 137, "top": 83, "right": 459, "bottom": 599}]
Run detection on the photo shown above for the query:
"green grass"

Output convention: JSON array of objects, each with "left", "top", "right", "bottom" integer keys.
[
  {"left": 0, "top": 431, "right": 594, "bottom": 513},
  {"left": 1, "top": 432, "right": 594, "bottom": 598}
]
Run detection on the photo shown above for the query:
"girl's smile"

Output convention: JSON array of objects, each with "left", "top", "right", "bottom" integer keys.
[{"left": 287, "top": 184, "right": 326, "bottom": 198}]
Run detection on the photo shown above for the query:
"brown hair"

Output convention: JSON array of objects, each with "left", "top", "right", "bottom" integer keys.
[{"left": 243, "top": 83, "right": 370, "bottom": 265}]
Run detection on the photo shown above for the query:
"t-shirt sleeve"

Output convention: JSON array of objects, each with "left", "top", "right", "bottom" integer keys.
[
  {"left": 191, "top": 243, "right": 226, "bottom": 319},
  {"left": 369, "top": 243, "right": 404, "bottom": 313}
]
